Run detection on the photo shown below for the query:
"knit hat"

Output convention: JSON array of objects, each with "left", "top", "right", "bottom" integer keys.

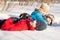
[
  {"left": 36, "top": 20, "right": 47, "bottom": 31},
  {"left": 40, "top": 3, "right": 50, "bottom": 12}
]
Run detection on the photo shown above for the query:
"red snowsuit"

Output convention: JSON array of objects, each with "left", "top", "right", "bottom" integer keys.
[{"left": 1, "top": 18, "right": 35, "bottom": 31}]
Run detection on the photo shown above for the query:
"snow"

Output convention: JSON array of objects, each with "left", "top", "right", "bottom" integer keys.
[
  {"left": 0, "top": 3, "right": 60, "bottom": 40},
  {"left": 0, "top": 13, "right": 10, "bottom": 20}
]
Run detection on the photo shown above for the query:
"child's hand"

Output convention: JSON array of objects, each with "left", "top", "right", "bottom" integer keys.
[{"left": 30, "top": 20, "right": 36, "bottom": 27}]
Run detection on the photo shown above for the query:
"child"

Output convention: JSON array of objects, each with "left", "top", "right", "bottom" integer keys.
[
  {"left": 1, "top": 13, "right": 35, "bottom": 31},
  {"left": 30, "top": 3, "right": 50, "bottom": 31},
  {"left": 31, "top": 3, "right": 50, "bottom": 25}
]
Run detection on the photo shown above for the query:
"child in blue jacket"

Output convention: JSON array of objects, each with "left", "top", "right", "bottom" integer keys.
[
  {"left": 31, "top": 9, "right": 48, "bottom": 31},
  {"left": 31, "top": 3, "right": 50, "bottom": 31}
]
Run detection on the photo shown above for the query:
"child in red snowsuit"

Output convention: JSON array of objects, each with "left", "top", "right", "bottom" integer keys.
[{"left": 1, "top": 13, "right": 35, "bottom": 31}]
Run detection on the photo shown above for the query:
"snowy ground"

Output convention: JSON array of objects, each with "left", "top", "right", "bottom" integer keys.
[{"left": 0, "top": 3, "right": 60, "bottom": 40}]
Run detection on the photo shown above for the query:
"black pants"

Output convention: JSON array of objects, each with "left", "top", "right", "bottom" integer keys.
[
  {"left": 0, "top": 20, "right": 5, "bottom": 29},
  {"left": 36, "top": 20, "right": 47, "bottom": 31}
]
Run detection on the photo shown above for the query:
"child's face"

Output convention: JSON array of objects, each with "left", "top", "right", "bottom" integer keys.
[{"left": 46, "top": 18, "right": 52, "bottom": 25}]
